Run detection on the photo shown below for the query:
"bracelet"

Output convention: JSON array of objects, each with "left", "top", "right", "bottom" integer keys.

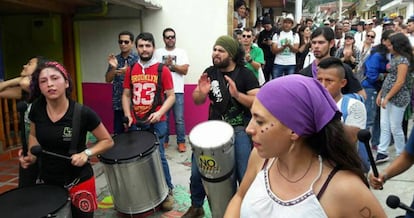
[{"left": 248, "top": 59, "right": 253, "bottom": 63}]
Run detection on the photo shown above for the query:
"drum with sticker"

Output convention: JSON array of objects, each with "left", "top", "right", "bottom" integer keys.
[
  {"left": 0, "top": 184, "right": 71, "bottom": 218},
  {"left": 99, "top": 130, "right": 168, "bottom": 214},
  {"left": 189, "top": 120, "right": 236, "bottom": 218}
]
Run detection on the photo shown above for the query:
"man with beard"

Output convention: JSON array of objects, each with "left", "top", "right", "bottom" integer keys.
[
  {"left": 182, "top": 35, "right": 259, "bottom": 217},
  {"left": 155, "top": 27, "right": 190, "bottom": 152},
  {"left": 122, "top": 32, "right": 176, "bottom": 211},
  {"left": 297, "top": 26, "right": 365, "bottom": 97}
]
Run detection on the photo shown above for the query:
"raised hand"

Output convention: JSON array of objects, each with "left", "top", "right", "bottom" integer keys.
[{"left": 198, "top": 73, "right": 211, "bottom": 95}]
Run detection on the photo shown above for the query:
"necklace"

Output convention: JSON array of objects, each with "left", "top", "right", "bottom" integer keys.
[{"left": 276, "top": 157, "right": 313, "bottom": 183}]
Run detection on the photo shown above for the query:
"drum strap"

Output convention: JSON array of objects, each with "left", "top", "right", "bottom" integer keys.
[
  {"left": 129, "top": 63, "right": 164, "bottom": 124},
  {"left": 69, "top": 102, "right": 83, "bottom": 155}
]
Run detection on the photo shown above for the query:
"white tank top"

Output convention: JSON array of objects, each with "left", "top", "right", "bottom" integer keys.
[{"left": 240, "top": 156, "right": 328, "bottom": 218}]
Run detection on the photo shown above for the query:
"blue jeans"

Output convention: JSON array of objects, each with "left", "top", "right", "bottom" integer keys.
[
  {"left": 165, "top": 93, "right": 186, "bottom": 144},
  {"left": 272, "top": 64, "right": 295, "bottom": 79},
  {"left": 113, "top": 110, "right": 125, "bottom": 135},
  {"left": 189, "top": 126, "right": 252, "bottom": 207},
  {"left": 364, "top": 88, "right": 380, "bottom": 146},
  {"left": 130, "top": 121, "right": 174, "bottom": 190},
  {"left": 378, "top": 101, "right": 408, "bottom": 156}
]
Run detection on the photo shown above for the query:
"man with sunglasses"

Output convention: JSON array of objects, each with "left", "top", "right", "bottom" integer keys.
[
  {"left": 105, "top": 31, "right": 138, "bottom": 135},
  {"left": 241, "top": 28, "right": 264, "bottom": 80},
  {"left": 155, "top": 28, "right": 190, "bottom": 152}
]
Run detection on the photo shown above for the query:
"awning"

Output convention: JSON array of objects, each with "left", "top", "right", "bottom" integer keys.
[{"left": 106, "top": 0, "right": 162, "bottom": 10}]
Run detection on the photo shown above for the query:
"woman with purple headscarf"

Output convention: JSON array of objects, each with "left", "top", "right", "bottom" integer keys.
[{"left": 224, "top": 75, "right": 386, "bottom": 217}]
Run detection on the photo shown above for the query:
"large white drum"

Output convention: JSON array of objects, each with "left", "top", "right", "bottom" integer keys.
[{"left": 189, "top": 120, "right": 236, "bottom": 218}]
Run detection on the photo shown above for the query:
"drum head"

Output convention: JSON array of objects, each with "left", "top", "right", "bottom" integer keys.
[
  {"left": 0, "top": 184, "right": 68, "bottom": 218},
  {"left": 100, "top": 131, "right": 157, "bottom": 163},
  {"left": 189, "top": 120, "right": 234, "bottom": 149}
]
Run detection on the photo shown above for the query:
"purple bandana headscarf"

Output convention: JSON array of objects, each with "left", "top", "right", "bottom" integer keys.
[{"left": 257, "top": 75, "right": 339, "bottom": 136}]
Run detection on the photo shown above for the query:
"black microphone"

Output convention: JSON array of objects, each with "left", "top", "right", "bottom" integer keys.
[
  {"left": 17, "top": 101, "right": 28, "bottom": 156},
  {"left": 386, "top": 195, "right": 414, "bottom": 214},
  {"left": 30, "top": 145, "right": 72, "bottom": 160},
  {"left": 357, "top": 129, "right": 383, "bottom": 190}
]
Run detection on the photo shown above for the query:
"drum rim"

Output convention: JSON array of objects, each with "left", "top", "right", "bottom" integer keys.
[{"left": 100, "top": 130, "right": 159, "bottom": 163}]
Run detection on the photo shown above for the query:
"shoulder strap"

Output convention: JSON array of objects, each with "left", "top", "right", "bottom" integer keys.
[
  {"left": 316, "top": 166, "right": 339, "bottom": 200},
  {"left": 340, "top": 95, "right": 351, "bottom": 121},
  {"left": 69, "top": 102, "right": 82, "bottom": 155},
  {"left": 129, "top": 63, "right": 136, "bottom": 89}
]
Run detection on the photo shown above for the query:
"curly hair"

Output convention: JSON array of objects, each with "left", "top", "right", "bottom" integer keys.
[{"left": 389, "top": 32, "right": 414, "bottom": 72}]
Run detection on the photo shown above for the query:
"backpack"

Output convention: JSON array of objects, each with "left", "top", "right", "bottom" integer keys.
[{"left": 340, "top": 93, "right": 370, "bottom": 173}]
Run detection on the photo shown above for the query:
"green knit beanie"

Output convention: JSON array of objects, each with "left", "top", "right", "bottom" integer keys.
[{"left": 214, "top": 35, "right": 239, "bottom": 58}]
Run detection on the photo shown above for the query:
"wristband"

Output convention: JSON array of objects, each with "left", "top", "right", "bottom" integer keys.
[{"left": 248, "top": 59, "right": 253, "bottom": 63}]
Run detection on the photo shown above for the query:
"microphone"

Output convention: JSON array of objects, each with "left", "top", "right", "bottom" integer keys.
[
  {"left": 357, "top": 129, "right": 383, "bottom": 190},
  {"left": 17, "top": 101, "right": 28, "bottom": 156},
  {"left": 386, "top": 195, "right": 414, "bottom": 214},
  {"left": 30, "top": 145, "right": 72, "bottom": 160}
]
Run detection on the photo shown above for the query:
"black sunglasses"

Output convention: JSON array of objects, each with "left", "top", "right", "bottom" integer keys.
[
  {"left": 242, "top": 34, "right": 252, "bottom": 38},
  {"left": 118, "top": 40, "right": 130, "bottom": 45},
  {"left": 165, "top": 35, "right": 176, "bottom": 39},
  {"left": 366, "top": 35, "right": 375, "bottom": 38}
]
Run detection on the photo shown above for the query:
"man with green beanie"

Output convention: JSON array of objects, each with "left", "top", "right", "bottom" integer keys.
[{"left": 182, "top": 35, "right": 259, "bottom": 217}]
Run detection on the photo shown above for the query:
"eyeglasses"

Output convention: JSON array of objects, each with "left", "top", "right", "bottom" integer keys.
[
  {"left": 242, "top": 35, "right": 252, "bottom": 38},
  {"left": 165, "top": 35, "right": 175, "bottom": 39},
  {"left": 366, "top": 35, "right": 375, "bottom": 38},
  {"left": 118, "top": 40, "right": 130, "bottom": 45}
]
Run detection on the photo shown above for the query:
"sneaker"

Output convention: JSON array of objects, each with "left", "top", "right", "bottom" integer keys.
[
  {"left": 164, "top": 142, "right": 169, "bottom": 148},
  {"left": 161, "top": 190, "right": 174, "bottom": 211},
  {"left": 375, "top": 153, "right": 389, "bottom": 164},
  {"left": 178, "top": 143, "right": 186, "bottom": 152},
  {"left": 182, "top": 206, "right": 205, "bottom": 218}
]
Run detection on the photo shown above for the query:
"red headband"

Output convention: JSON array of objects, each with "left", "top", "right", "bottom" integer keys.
[{"left": 44, "top": 61, "right": 69, "bottom": 80}]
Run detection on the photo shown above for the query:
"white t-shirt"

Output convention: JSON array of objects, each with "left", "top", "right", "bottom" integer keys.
[
  {"left": 354, "top": 31, "right": 366, "bottom": 51},
  {"left": 272, "top": 31, "right": 299, "bottom": 65},
  {"left": 337, "top": 96, "right": 366, "bottom": 129},
  {"left": 408, "top": 34, "right": 414, "bottom": 48},
  {"left": 154, "top": 47, "right": 190, "bottom": 93}
]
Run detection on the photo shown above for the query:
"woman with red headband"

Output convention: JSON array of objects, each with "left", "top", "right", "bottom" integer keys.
[{"left": 19, "top": 61, "right": 113, "bottom": 217}]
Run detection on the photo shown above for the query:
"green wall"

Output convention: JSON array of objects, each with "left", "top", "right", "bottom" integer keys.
[{"left": 0, "top": 14, "right": 64, "bottom": 79}]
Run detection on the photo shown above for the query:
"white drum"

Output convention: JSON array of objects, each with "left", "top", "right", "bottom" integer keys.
[{"left": 189, "top": 120, "right": 236, "bottom": 218}]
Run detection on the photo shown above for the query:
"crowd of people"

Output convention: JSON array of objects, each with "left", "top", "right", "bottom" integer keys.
[{"left": 0, "top": 0, "right": 414, "bottom": 216}]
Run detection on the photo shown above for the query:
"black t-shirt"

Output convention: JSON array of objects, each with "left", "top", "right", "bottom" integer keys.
[
  {"left": 206, "top": 66, "right": 259, "bottom": 126},
  {"left": 29, "top": 98, "right": 101, "bottom": 186},
  {"left": 297, "top": 62, "right": 363, "bottom": 94}
]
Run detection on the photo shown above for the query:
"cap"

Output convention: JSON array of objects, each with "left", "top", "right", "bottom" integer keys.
[
  {"left": 366, "top": 19, "right": 373, "bottom": 25},
  {"left": 284, "top": 13, "right": 295, "bottom": 24},
  {"left": 324, "top": 20, "right": 330, "bottom": 25},
  {"left": 262, "top": 17, "right": 272, "bottom": 25},
  {"left": 345, "top": 32, "right": 354, "bottom": 39}
]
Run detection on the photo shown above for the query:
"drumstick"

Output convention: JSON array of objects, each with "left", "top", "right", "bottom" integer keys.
[
  {"left": 31, "top": 145, "right": 72, "bottom": 160},
  {"left": 17, "top": 101, "right": 28, "bottom": 156}
]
